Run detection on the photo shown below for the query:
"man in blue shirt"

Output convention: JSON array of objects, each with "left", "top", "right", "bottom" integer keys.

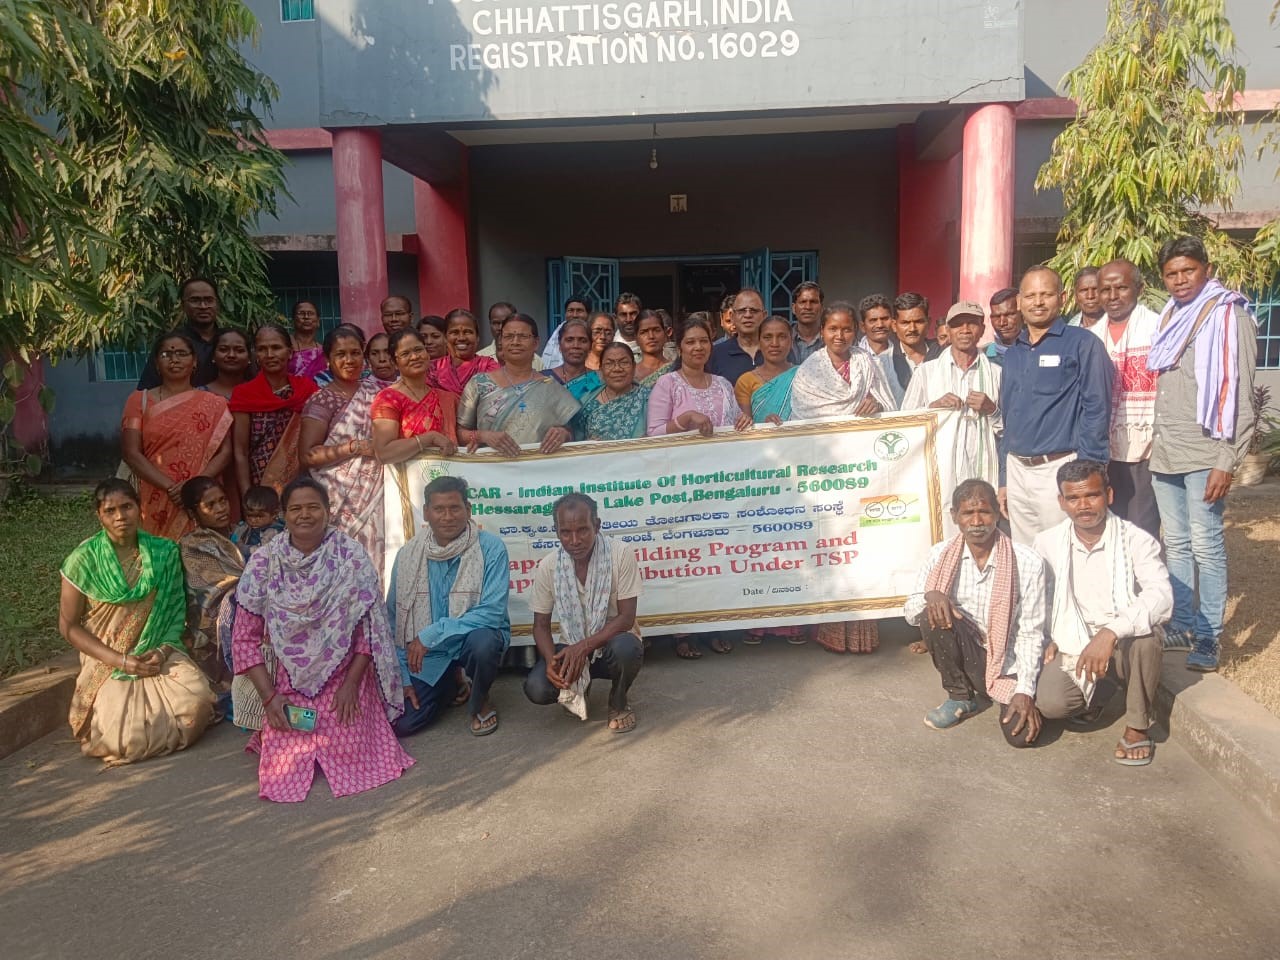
[
  {"left": 387, "top": 476, "right": 511, "bottom": 737},
  {"left": 707, "top": 287, "right": 767, "bottom": 385},
  {"left": 998, "top": 265, "right": 1113, "bottom": 544}
]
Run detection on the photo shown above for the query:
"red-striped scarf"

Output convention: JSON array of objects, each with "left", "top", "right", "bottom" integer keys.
[{"left": 924, "top": 531, "right": 1020, "bottom": 703}]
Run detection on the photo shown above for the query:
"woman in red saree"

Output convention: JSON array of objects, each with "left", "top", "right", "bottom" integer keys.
[
  {"left": 372, "top": 329, "right": 460, "bottom": 464},
  {"left": 120, "top": 331, "right": 233, "bottom": 540},
  {"left": 429, "top": 308, "right": 498, "bottom": 396},
  {"left": 230, "top": 323, "right": 318, "bottom": 502}
]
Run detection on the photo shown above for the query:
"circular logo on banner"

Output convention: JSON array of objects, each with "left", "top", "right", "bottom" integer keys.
[{"left": 874, "top": 431, "right": 909, "bottom": 461}]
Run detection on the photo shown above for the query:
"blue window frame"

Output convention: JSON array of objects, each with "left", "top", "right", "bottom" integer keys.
[
  {"left": 281, "top": 0, "right": 314, "bottom": 23},
  {"left": 1252, "top": 275, "right": 1280, "bottom": 370},
  {"left": 89, "top": 348, "right": 149, "bottom": 383},
  {"left": 274, "top": 286, "right": 342, "bottom": 337}
]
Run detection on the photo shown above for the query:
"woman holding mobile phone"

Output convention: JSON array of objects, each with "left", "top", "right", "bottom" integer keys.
[{"left": 232, "top": 477, "right": 412, "bottom": 802}]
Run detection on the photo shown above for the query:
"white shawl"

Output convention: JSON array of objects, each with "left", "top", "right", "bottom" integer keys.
[
  {"left": 1047, "top": 514, "right": 1137, "bottom": 702},
  {"left": 552, "top": 536, "right": 614, "bottom": 720},
  {"left": 393, "top": 521, "right": 486, "bottom": 651},
  {"left": 790, "top": 348, "right": 897, "bottom": 421}
]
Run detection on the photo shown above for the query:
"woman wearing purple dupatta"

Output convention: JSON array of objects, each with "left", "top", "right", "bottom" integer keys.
[
  {"left": 233, "top": 479, "right": 412, "bottom": 803},
  {"left": 300, "top": 325, "right": 386, "bottom": 581}
]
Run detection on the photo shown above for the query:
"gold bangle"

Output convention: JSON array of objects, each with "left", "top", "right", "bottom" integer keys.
[{"left": 416, "top": 435, "right": 425, "bottom": 453}]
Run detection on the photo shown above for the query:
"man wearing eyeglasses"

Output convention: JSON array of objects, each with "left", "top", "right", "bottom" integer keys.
[
  {"left": 707, "top": 288, "right": 768, "bottom": 385},
  {"left": 380, "top": 296, "right": 414, "bottom": 335},
  {"left": 137, "top": 277, "right": 223, "bottom": 389}
]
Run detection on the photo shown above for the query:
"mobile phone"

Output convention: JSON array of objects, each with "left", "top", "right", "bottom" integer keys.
[{"left": 284, "top": 704, "right": 317, "bottom": 732}]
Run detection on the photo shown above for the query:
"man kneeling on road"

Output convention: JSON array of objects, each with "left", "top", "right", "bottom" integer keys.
[
  {"left": 1032, "top": 460, "right": 1172, "bottom": 766},
  {"left": 905, "top": 479, "right": 1050, "bottom": 746},
  {"left": 524, "top": 493, "right": 644, "bottom": 732},
  {"left": 388, "top": 476, "right": 510, "bottom": 737}
]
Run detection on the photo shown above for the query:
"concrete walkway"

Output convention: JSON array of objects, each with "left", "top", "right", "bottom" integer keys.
[{"left": 3, "top": 631, "right": 1279, "bottom": 960}]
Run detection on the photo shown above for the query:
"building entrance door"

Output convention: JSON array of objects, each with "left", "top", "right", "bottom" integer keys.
[{"left": 546, "top": 250, "right": 818, "bottom": 334}]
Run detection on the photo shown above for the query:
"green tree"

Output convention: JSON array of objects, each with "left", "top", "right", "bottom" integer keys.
[
  {"left": 1036, "top": 0, "right": 1280, "bottom": 294},
  {"left": 0, "top": 0, "right": 287, "bottom": 359}
]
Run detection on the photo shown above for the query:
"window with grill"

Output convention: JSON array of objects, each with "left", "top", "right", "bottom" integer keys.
[
  {"left": 1252, "top": 276, "right": 1280, "bottom": 370},
  {"left": 281, "top": 0, "right": 314, "bottom": 22}
]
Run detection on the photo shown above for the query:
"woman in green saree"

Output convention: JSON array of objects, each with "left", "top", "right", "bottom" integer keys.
[
  {"left": 457, "top": 313, "right": 580, "bottom": 456},
  {"left": 59, "top": 479, "right": 215, "bottom": 764},
  {"left": 580, "top": 342, "right": 651, "bottom": 440}
]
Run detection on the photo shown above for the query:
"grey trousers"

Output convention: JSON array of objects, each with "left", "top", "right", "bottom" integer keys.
[
  {"left": 1035, "top": 633, "right": 1163, "bottom": 731},
  {"left": 524, "top": 633, "right": 644, "bottom": 712}
]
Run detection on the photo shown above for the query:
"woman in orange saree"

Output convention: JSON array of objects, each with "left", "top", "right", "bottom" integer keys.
[{"left": 120, "top": 331, "right": 233, "bottom": 540}]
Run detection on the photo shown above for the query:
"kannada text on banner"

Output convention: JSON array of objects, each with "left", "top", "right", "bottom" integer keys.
[{"left": 384, "top": 412, "right": 961, "bottom": 641}]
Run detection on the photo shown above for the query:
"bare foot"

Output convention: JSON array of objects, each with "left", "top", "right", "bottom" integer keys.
[{"left": 909, "top": 640, "right": 929, "bottom": 654}]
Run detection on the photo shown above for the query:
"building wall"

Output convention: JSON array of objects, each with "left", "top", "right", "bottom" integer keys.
[
  {"left": 259, "top": 152, "right": 417, "bottom": 237},
  {"left": 471, "top": 130, "right": 899, "bottom": 321},
  {"left": 45, "top": 357, "right": 135, "bottom": 473}
]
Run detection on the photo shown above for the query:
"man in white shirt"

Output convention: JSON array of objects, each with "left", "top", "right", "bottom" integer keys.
[
  {"left": 540, "top": 295, "right": 591, "bottom": 368},
  {"left": 903, "top": 300, "right": 1002, "bottom": 487},
  {"left": 857, "top": 293, "right": 902, "bottom": 409},
  {"left": 524, "top": 493, "right": 644, "bottom": 733},
  {"left": 613, "top": 292, "right": 644, "bottom": 361},
  {"left": 1094, "top": 259, "right": 1161, "bottom": 537},
  {"left": 477, "top": 301, "right": 516, "bottom": 360},
  {"left": 1032, "top": 459, "right": 1172, "bottom": 766},
  {"left": 904, "top": 479, "right": 1050, "bottom": 747}
]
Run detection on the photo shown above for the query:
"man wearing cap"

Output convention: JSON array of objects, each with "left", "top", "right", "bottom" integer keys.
[{"left": 903, "top": 301, "right": 1003, "bottom": 488}]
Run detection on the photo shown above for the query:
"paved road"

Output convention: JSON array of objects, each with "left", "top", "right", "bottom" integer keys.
[{"left": 3, "top": 627, "right": 1279, "bottom": 960}]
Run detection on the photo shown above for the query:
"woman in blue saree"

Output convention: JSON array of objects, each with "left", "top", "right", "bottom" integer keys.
[{"left": 734, "top": 315, "right": 799, "bottom": 424}]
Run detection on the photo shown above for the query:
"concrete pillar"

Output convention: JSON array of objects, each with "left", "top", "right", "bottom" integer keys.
[
  {"left": 958, "top": 104, "right": 1015, "bottom": 338},
  {"left": 896, "top": 124, "right": 959, "bottom": 337},
  {"left": 414, "top": 146, "right": 473, "bottom": 315},
  {"left": 332, "top": 128, "right": 388, "bottom": 337}
]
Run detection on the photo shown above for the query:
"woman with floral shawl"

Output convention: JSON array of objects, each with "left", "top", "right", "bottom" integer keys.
[
  {"left": 120, "top": 331, "right": 233, "bottom": 540},
  {"left": 230, "top": 323, "right": 319, "bottom": 500},
  {"left": 59, "top": 479, "right": 215, "bottom": 765},
  {"left": 233, "top": 478, "right": 412, "bottom": 803},
  {"left": 302, "top": 325, "right": 398, "bottom": 581}
]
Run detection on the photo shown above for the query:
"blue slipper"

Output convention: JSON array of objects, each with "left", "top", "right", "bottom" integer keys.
[{"left": 924, "top": 698, "right": 980, "bottom": 730}]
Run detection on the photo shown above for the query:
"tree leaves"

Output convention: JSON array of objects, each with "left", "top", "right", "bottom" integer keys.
[
  {"left": 0, "top": 0, "right": 288, "bottom": 358},
  {"left": 1036, "top": 0, "right": 1279, "bottom": 295}
]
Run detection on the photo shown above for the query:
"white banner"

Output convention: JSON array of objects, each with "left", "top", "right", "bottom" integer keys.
[{"left": 384, "top": 412, "right": 961, "bottom": 642}]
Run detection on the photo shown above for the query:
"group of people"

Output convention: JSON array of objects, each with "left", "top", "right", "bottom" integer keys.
[{"left": 57, "top": 233, "right": 1256, "bottom": 796}]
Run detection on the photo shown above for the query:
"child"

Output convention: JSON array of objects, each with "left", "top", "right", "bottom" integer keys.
[{"left": 231, "top": 486, "right": 284, "bottom": 558}]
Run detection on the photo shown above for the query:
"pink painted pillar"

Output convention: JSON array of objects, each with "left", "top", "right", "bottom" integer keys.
[
  {"left": 958, "top": 104, "right": 1015, "bottom": 340},
  {"left": 414, "top": 148, "right": 474, "bottom": 315},
  {"left": 10, "top": 354, "right": 48, "bottom": 456},
  {"left": 332, "top": 128, "right": 388, "bottom": 338}
]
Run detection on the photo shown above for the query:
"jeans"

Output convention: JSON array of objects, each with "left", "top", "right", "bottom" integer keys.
[
  {"left": 393, "top": 627, "right": 505, "bottom": 737},
  {"left": 524, "top": 633, "right": 643, "bottom": 712},
  {"left": 1152, "top": 469, "right": 1227, "bottom": 642}
]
